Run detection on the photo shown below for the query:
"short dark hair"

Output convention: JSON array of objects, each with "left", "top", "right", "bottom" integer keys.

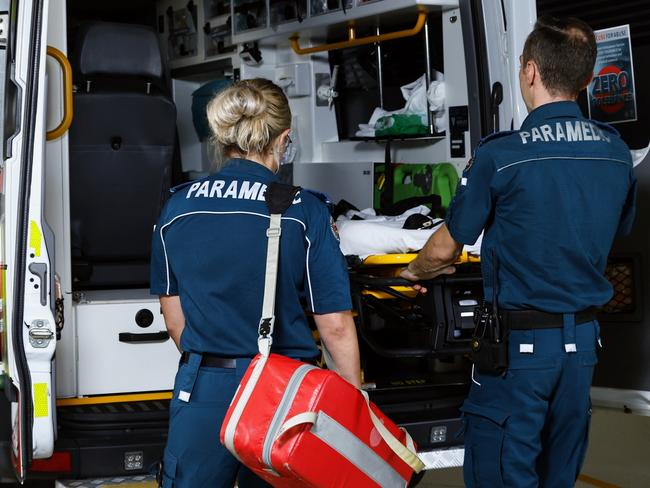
[{"left": 522, "top": 16, "right": 597, "bottom": 97}]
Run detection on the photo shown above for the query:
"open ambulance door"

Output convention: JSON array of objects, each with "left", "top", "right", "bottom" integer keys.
[
  {"left": 459, "top": 0, "right": 536, "bottom": 139},
  {"left": 3, "top": 0, "right": 59, "bottom": 482}
]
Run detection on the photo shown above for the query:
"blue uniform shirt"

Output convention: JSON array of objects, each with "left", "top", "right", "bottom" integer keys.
[
  {"left": 447, "top": 101, "right": 637, "bottom": 312},
  {"left": 150, "top": 158, "right": 352, "bottom": 358}
]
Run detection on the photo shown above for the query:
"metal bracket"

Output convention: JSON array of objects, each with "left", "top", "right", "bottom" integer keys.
[
  {"left": 28, "top": 262, "right": 47, "bottom": 306},
  {"left": 29, "top": 319, "right": 53, "bottom": 348}
]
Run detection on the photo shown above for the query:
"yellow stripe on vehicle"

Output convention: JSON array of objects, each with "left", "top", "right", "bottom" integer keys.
[
  {"left": 29, "top": 220, "right": 42, "bottom": 257},
  {"left": 57, "top": 391, "right": 173, "bottom": 407},
  {"left": 33, "top": 383, "right": 49, "bottom": 418}
]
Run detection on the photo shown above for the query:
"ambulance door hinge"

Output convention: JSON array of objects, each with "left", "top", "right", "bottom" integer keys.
[{"left": 55, "top": 276, "right": 64, "bottom": 339}]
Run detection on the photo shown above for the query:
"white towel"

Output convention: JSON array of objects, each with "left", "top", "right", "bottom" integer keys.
[{"left": 337, "top": 206, "right": 482, "bottom": 258}]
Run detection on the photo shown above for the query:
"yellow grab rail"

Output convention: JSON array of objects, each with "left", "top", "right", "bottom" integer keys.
[
  {"left": 46, "top": 46, "right": 73, "bottom": 141},
  {"left": 290, "top": 10, "right": 427, "bottom": 55}
]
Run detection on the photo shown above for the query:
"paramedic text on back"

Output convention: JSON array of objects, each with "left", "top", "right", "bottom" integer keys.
[{"left": 401, "top": 15, "right": 636, "bottom": 488}]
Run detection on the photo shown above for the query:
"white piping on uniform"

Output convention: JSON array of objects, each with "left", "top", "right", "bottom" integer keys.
[
  {"left": 497, "top": 156, "right": 630, "bottom": 173},
  {"left": 305, "top": 236, "right": 314, "bottom": 310},
  {"left": 471, "top": 364, "right": 482, "bottom": 387},
  {"left": 159, "top": 211, "right": 306, "bottom": 295}
]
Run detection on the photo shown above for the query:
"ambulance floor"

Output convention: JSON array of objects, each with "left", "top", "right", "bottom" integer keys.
[{"left": 419, "top": 407, "right": 650, "bottom": 488}]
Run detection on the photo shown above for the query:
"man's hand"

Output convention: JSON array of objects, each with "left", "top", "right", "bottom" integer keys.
[
  {"left": 398, "top": 223, "right": 463, "bottom": 293},
  {"left": 400, "top": 265, "right": 457, "bottom": 294},
  {"left": 400, "top": 264, "right": 457, "bottom": 282}
]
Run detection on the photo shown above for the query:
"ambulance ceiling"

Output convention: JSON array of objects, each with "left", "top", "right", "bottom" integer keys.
[
  {"left": 67, "top": 0, "right": 155, "bottom": 23},
  {"left": 537, "top": 0, "right": 650, "bottom": 44}
]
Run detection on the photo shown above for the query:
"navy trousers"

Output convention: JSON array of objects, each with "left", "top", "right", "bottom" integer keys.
[
  {"left": 462, "top": 319, "right": 599, "bottom": 488},
  {"left": 161, "top": 354, "right": 271, "bottom": 488}
]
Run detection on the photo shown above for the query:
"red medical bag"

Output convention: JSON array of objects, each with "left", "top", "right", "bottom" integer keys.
[
  {"left": 220, "top": 183, "right": 424, "bottom": 487},
  {"left": 221, "top": 353, "right": 423, "bottom": 487}
]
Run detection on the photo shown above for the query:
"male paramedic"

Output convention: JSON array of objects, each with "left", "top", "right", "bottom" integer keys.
[{"left": 401, "top": 16, "right": 637, "bottom": 487}]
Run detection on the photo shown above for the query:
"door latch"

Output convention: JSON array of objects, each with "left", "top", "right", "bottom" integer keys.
[{"left": 29, "top": 320, "right": 53, "bottom": 348}]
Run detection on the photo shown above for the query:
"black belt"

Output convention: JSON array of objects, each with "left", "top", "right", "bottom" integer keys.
[
  {"left": 180, "top": 352, "right": 237, "bottom": 369},
  {"left": 180, "top": 352, "right": 320, "bottom": 368},
  {"left": 502, "top": 308, "right": 598, "bottom": 330}
]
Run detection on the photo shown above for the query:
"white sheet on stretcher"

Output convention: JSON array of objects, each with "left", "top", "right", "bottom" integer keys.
[{"left": 337, "top": 206, "right": 482, "bottom": 259}]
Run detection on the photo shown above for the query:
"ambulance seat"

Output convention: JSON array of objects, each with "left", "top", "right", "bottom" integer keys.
[{"left": 69, "top": 23, "right": 176, "bottom": 290}]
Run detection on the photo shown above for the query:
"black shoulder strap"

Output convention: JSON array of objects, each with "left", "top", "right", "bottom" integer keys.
[{"left": 265, "top": 182, "right": 301, "bottom": 215}]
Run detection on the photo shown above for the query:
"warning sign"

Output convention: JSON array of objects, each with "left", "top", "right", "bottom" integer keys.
[{"left": 588, "top": 25, "right": 637, "bottom": 124}]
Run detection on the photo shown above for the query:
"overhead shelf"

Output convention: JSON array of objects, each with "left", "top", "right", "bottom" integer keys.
[
  {"left": 348, "top": 133, "right": 446, "bottom": 143},
  {"left": 233, "top": 0, "right": 460, "bottom": 45}
]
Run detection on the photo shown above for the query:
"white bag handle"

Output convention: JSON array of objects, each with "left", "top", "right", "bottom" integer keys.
[
  {"left": 360, "top": 390, "right": 425, "bottom": 473},
  {"left": 277, "top": 392, "right": 424, "bottom": 473}
]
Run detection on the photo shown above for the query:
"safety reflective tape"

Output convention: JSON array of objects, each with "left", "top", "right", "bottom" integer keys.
[
  {"left": 29, "top": 220, "right": 42, "bottom": 257},
  {"left": 33, "top": 383, "right": 49, "bottom": 418},
  {"left": 311, "top": 412, "right": 406, "bottom": 487},
  {"left": 262, "top": 363, "right": 316, "bottom": 471}
]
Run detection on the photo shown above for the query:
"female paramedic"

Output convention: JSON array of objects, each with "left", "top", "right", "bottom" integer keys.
[{"left": 150, "top": 78, "right": 361, "bottom": 488}]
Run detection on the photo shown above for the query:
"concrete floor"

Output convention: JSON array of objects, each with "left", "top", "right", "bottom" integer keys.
[{"left": 419, "top": 407, "right": 650, "bottom": 487}]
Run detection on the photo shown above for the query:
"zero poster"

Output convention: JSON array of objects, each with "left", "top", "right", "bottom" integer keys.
[{"left": 588, "top": 25, "right": 637, "bottom": 124}]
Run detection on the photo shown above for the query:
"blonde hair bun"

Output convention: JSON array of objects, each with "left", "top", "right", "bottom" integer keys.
[{"left": 207, "top": 78, "right": 291, "bottom": 157}]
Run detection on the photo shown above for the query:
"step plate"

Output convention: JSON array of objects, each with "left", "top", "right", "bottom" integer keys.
[
  {"left": 420, "top": 447, "right": 465, "bottom": 470},
  {"left": 55, "top": 476, "right": 156, "bottom": 487}
]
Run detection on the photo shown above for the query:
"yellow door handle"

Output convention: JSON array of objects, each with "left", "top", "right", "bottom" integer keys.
[
  {"left": 290, "top": 10, "right": 427, "bottom": 55},
  {"left": 46, "top": 46, "right": 73, "bottom": 141}
]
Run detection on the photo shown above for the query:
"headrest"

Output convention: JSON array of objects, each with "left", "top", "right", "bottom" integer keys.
[{"left": 75, "top": 23, "right": 163, "bottom": 79}]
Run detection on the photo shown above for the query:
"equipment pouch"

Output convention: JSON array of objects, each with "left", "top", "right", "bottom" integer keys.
[{"left": 471, "top": 302, "right": 508, "bottom": 375}]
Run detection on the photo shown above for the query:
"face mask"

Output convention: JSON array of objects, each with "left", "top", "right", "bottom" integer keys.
[{"left": 279, "top": 132, "right": 297, "bottom": 166}]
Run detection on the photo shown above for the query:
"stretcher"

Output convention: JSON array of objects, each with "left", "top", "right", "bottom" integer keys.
[
  {"left": 346, "top": 251, "right": 482, "bottom": 456},
  {"left": 349, "top": 252, "right": 481, "bottom": 359}
]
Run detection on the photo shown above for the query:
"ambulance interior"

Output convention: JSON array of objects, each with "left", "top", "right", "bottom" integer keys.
[{"left": 17, "top": 0, "right": 650, "bottom": 480}]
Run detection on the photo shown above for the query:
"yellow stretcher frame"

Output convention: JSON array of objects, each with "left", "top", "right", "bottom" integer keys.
[
  {"left": 359, "top": 252, "right": 480, "bottom": 299},
  {"left": 361, "top": 252, "right": 480, "bottom": 267}
]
